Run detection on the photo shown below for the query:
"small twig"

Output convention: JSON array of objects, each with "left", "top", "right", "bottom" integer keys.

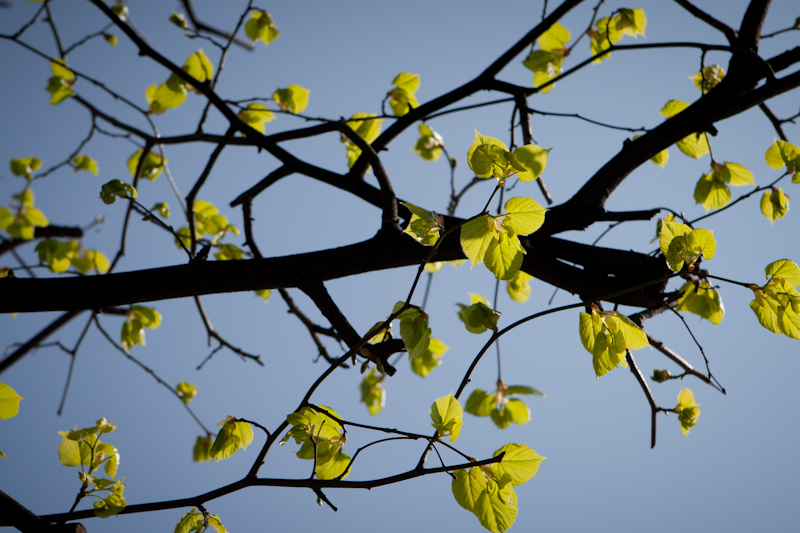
[
  {"left": 625, "top": 350, "right": 659, "bottom": 448},
  {"left": 666, "top": 305, "right": 725, "bottom": 392},
  {"left": 193, "top": 296, "right": 263, "bottom": 367},
  {"left": 57, "top": 313, "right": 96, "bottom": 416}
]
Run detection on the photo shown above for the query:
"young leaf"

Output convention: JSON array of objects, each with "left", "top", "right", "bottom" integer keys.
[
  {"left": 760, "top": 188, "right": 790, "bottom": 223},
  {"left": 238, "top": 103, "right": 275, "bottom": 134},
  {"left": 579, "top": 309, "right": 647, "bottom": 379},
  {"left": 675, "top": 389, "right": 700, "bottom": 436},
  {"left": 506, "top": 270, "right": 534, "bottom": 303},
  {"left": 689, "top": 64, "right": 725, "bottom": 92},
  {"left": 10, "top": 156, "right": 42, "bottom": 180},
  {"left": 410, "top": 337, "right": 448, "bottom": 378},
  {"left": 465, "top": 389, "right": 496, "bottom": 417},
  {"left": 127, "top": 150, "right": 167, "bottom": 180},
  {"left": 467, "top": 131, "right": 511, "bottom": 179},
  {"left": 388, "top": 73, "right": 420, "bottom": 116},
  {"left": 765, "top": 259, "right": 800, "bottom": 287},
  {"left": 245, "top": 11, "right": 279, "bottom": 46},
  {"left": 273, "top": 85, "right": 310, "bottom": 114},
  {"left": 93, "top": 480, "right": 126, "bottom": 518},
  {"left": 146, "top": 82, "right": 186, "bottom": 115},
  {"left": 457, "top": 297, "right": 500, "bottom": 334},
  {"left": 452, "top": 467, "right": 487, "bottom": 513},
  {"left": 152, "top": 202, "right": 170, "bottom": 218},
  {"left": 765, "top": 139, "right": 800, "bottom": 173},
  {"left": 522, "top": 22, "right": 570, "bottom": 92},
  {"left": 214, "top": 243, "right": 246, "bottom": 261},
  {"left": 343, "top": 113, "right": 383, "bottom": 168},
  {"left": 255, "top": 289, "right": 271, "bottom": 303},
  {"left": 35, "top": 239, "right": 77, "bottom": 273},
  {"left": 209, "top": 418, "right": 254, "bottom": 461},
  {"left": 490, "top": 443, "right": 546, "bottom": 487},
  {"left": 491, "top": 399, "right": 530, "bottom": 429},
  {"left": 401, "top": 202, "right": 443, "bottom": 246},
  {"left": 414, "top": 124, "right": 445, "bottom": 162},
  {"left": 183, "top": 49, "right": 214, "bottom": 83},
  {"left": 175, "top": 509, "right": 204, "bottom": 533},
  {"left": 193, "top": 435, "right": 213, "bottom": 462},
  {"left": 176, "top": 382, "right": 197, "bottom": 404},
  {"left": 484, "top": 226, "right": 525, "bottom": 280},
  {"left": 675, "top": 281, "right": 724, "bottom": 325},
  {"left": 360, "top": 369, "right": 385, "bottom": 415},
  {"left": 503, "top": 196, "right": 547, "bottom": 236},
  {"left": 474, "top": 482, "right": 518, "bottom": 533},
  {"left": 460, "top": 215, "right": 496, "bottom": 268},
  {"left": 430, "top": 393, "right": 463, "bottom": 442},
  {"left": 72, "top": 155, "right": 98, "bottom": 175},
  {"left": 0, "top": 383, "right": 23, "bottom": 420},
  {"left": 512, "top": 145, "right": 550, "bottom": 181}
]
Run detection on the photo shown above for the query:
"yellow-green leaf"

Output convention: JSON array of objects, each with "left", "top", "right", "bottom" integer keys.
[
  {"left": 273, "top": 85, "right": 310, "bottom": 114},
  {"left": 506, "top": 270, "right": 533, "bottom": 303},
  {"left": 760, "top": 188, "right": 790, "bottom": 223},
  {"left": 0, "top": 383, "right": 23, "bottom": 420},
  {"left": 183, "top": 49, "right": 214, "bottom": 83},
  {"left": 430, "top": 393, "right": 463, "bottom": 442},
  {"left": 503, "top": 196, "right": 546, "bottom": 236},
  {"left": 490, "top": 443, "right": 545, "bottom": 487},
  {"left": 245, "top": 11, "right": 279, "bottom": 46}
]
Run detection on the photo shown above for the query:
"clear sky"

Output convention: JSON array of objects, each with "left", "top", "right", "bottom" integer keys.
[{"left": 1, "top": 1, "right": 799, "bottom": 532}]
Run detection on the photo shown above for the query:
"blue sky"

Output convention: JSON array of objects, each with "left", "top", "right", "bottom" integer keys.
[{"left": 1, "top": 1, "right": 799, "bottom": 532}]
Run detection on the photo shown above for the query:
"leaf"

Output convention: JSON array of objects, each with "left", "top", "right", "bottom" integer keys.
[
  {"left": 461, "top": 215, "right": 498, "bottom": 269},
  {"left": 675, "top": 281, "right": 725, "bottom": 325},
  {"left": 95, "top": 442, "right": 120, "bottom": 478},
  {"left": 675, "top": 389, "right": 700, "bottom": 436},
  {"left": 490, "top": 443, "right": 546, "bottom": 486},
  {"left": 760, "top": 188, "right": 790, "bottom": 223},
  {"left": 458, "top": 300, "right": 500, "bottom": 334},
  {"left": 506, "top": 385, "right": 545, "bottom": 397},
  {"left": 315, "top": 448, "right": 350, "bottom": 480},
  {"left": 506, "top": 270, "right": 533, "bottom": 303},
  {"left": 677, "top": 132, "right": 711, "bottom": 159},
  {"left": 343, "top": 113, "right": 383, "bottom": 168},
  {"left": 193, "top": 435, "right": 213, "bottom": 462},
  {"left": 214, "top": 243, "right": 245, "bottom": 261},
  {"left": 0, "top": 383, "right": 23, "bottom": 420},
  {"left": 659, "top": 219, "right": 691, "bottom": 255},
  {"left": 152, "top": 202, "right": 170, "bottom": 218},
  {"left": 238, "top": 103, "right": 275, "bottom": 134},
  {"left": 430, "top": 393, "right": 463, "bottom": 442},
  {"left": 103, "top": 33, "right": 117, "bottom": 46},
  {"left": 765, "top": 139, "right": 800, "bottom": 172},
  {"left": 452, "top": 467, "right": 488, "bottom": 513},
  {"left": 245, "top": 11, "right": 279, "bottom": 46},
  {"left": 35, "top": 239, "right": 77, "bottom": 273},
  {"left": 131, "top": 306, "right": 162, "bottom": 329},
  {"left": 127, "top": 150, "right": 167, "bottom": 180},
  {"left": 146, "top": 81, "right": 187, "bottom": 115},
  {"left": 359, "top": 369, "right": 385, "bottom": 415},
  {"left": 10, "top": 156, "right": 42, "bottom": 180},
  {"left": 765, "top": 259, "right": 800, "bottom": 288},
  {"left": 209, "top": 418, "right": 254, "bottom": 461},
  {"left": 399, "top": 314, "right": 431, "bottom": 359},
  {"left": 659, "top": 100, "right": 690, "bottom": 118},
  {"left": 93, "top": 480, "right": 126, "bottom": 518},
  {"left": 72, "top": 155, "right": 98, "bottom": 175},
  {"left": 273, "top": 85, "right": 310, "bottom": 114},
  {"left": 474, "top": 482, "right": 518, "bottom": 533},
  {"left": 467, "top": 131, "right": 510, "bottom": 178},
  {"left": 689, "top": 64, "right": 725, "bottom": 92},
  {"left": 410, "top": 338, "right": 448, "bottom": 378},
  {"left": 388, "top": 73, "right": 420, "bottom": 117},
  {"left": 493, "top": 400, "right": 530, "bottom": 428},
  {"left": 694, "top": 172, "right": 731, "bottom": 212},
  {"left": 465, "top": 389, "right": 495, "bottom": 417},
  {"left": 579, "top": 310, "right": 645, "bottom": 379},
  {"left": 511, "top": 145, "right": 550, "bottom": 181},
  {"left": 522, "top": 50, "right": 564, "bottom": 93},
  {"left": 503, "top": 197, "right": 547, "bottom": 236},
  {"left": 183, "top": 49, "right": 214, "bottom": 83},
  {"left": 175, "top": 509, "right": 204, "bottom": 533},
  {"left": 484, "top": 227, "right": 524, "bottom": 280},
  {"left": 414, "top": 124, "right": 445, "bottom": 161},
  {"left": 57, "top": 436, "right": 81, "bottom": 467},
  {"left": 176, "top": 382, "right": 197, "bottom": 404},
  {"left": 401, "top": 202, "right": 442, "bottom": 246},
  {"left": 255, "top": 289, "right": 271, "bottom": 303}
]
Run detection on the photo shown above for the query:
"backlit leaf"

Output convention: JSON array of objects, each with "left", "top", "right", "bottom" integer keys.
[
  {"left": 0, "top": 383, "right": 23, "bottom": 420},
  {"left": 430, "top": 393, "right": 463, "bottom": 442}
]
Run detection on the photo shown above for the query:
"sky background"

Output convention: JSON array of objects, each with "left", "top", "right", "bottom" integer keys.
[{"left": 1, "top": 1, "right": 799, "bottom": 532}]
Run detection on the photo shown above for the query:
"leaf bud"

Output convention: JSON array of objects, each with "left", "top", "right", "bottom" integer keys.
[{"left": 651, "top": 369, "right": 671, "bottom": 383}]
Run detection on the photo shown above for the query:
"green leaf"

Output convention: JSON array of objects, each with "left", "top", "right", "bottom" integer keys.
[
  {"left": 503, "top": 196, "right": 547, "bottom": 236},
  {"left": 193, "top": 435, "right": 213, "bottom": 462},
  {"left": 760, "top": 188, "right": 790, "bottom": 223},
  {"left": 511, "top": 145, "right": 550, "bottom": 181},
  {"left": 10, "top": 156, "right": 42, "bottom": 180},
  {"left": 176, "top": 382, "right": 197, "bottom": 404},
  {"left": 127, "top": 150, "right": 167, "bottom": 180},
  {"left": 474, "top": 482, "right": 518, "bottom": 533},
  {"left": 360, "top": 369, "right": 385, "bottom": 415},
  {"left": 677, "top": 132, "right": 710, "bottom": 159},
  {"left": 183, "top": 49, "right": 214, "bottom": 83},
  {"left": 399, "top": 312, "right": 431, "bottom": 359},
  {"left": 51, "top": 59, "right": 74, "bottom": 80},
  {"left": 537, "top": 22, "right": 571, "bottom": 51},
  {"left": 675, "top": 389, "right": 700, "bottom": 436},
  {"left": 146, "top": 82, "right": 187, "bottom": 115},
  {"left": 35, "top": 239, "right": 77, "bottom": 273},
  {"left": 93, "top": 480, "right": 126, "bottom": 518},
  {"left": 388, "top": 73, "right": 420, "bottom": 117},
  {"left": 0, "top": 449, "right": 7, "bottom": 460},
  {"left": 579, "top": 310, "right": 647, "bottom": 379},
  {"left": 152, "top": 202, "right": 170, "bottom": 218},
  {"left": 506, "top": 385, "right": 545, "bottom": 397},
  {"left": 414, "top": 124, "right": 444, "bottom": 161},
  {"left": 659, "top": 219, "right": 691, "bottom": 256},
  {"left": 457, "top": 299, "right": 500, "bottom": 334},
  {"left": 460, "top": 215, "right": 497, "bottom": 268},
  {"left": 209, "top": 418, "right": 254, "bottom": 461},
  {"left": 111, "top": 2, "right": 128, "bottom": 21},
  {"left": 214, "top": 243, "right": 245, "bottom": 261},
  {"left": 401, "top": 202, "right": 443, "bottom": 246},
  {"left": 72, "top": 155, "right": 98, "bottom": 175},
  {"left": 467, "top": 131, "right": 511, "bottom": 179},
  {"left": 490, "top": 443, "right": 545, "bottom": 486},
  {"left": 238, "top": 103, "right": 275, "bottom": 134},
  {"left": 103, "top": 33, "right": 117, "bottom": 46},
  {"left": 245, "top": 11, "right": 279, "bottom": 46},
  {"left": 175, "top": 509, "right": 204, "bottom": 533},
  {"left": 430, "top": 393, "right": 463, "bottom": 442},
  {"left": 255, "top": 289, "right": 271, "bottom": 303},
  {"left": 506, "top": 270, "right": 533, "bottom": 303},
  {"left": 343, "top": 113, "right": 383, "bottom": 169},
  {"left": 522, "top": 50, "right": 564, "bottom": 93},
  {"left": 765, "top": 139, "right": 800, "bottom": 172},
  {"left": 95, "top": 442, "right": 120, "bottom": 478},
  {"left": 0, "top": 383, "right": 23, "bottom": 420},
  {"left": 659, "top": 100, "right": 689, "bottom": 119},
  {"left": 452, "top": 467, "right": 487, "bottom": 513},
  {"left": 765, "top": 259, "right": 800, "bottom": 288},
  {"left": 465, "top": 389, "right": 495, "bottom": 417},
  {"left": 694, "top": 172, "right": 731, "bottom": 211},
  {"left": 410, "top": 338, "right": 448, "bottom": 378},
  {"left": 314, "top": 448, "right": 350, "bottom": 480},
  {"left": 722, "top": 162, "right": 755, "bottom": 186},
  {"left": 0, "top": 207, "right": 13, "bottom": 231},
  {"left": 57, "top": 436, "right": 81, "bottom": 467},
  {"left": 616, "top": 8, "right": 647, "bottom": 38},
  {"left": 675, "top": 281, "right": 724, "bottom": 325},
  {"left": 484, "top": 227, "right": 524, "bottom": 281},
  {"left": 273, "top": 85, "right": 310, "bottom": 114},
  {"left": 131, "top": 306, "right": 162, "bottom": 329},
  {"left": 169, "top": 12, "right": 189, "bottom": 30},
  {"left": 284, "top": 405, "right": 344, "bottom": 445}
]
